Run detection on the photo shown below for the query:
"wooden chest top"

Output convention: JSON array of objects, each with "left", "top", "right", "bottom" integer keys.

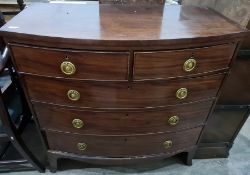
[{"left": 0, "top": 3, "right": 247, "bottom": 49}]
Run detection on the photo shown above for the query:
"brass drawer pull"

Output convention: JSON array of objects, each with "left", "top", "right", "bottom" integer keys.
[
  {"left": 61, "top": 61, "right": 76, "bottom": 75},
  {"left": 72, "top": 119, "right": 84, "bottom": 129},
  {"left": 67, "top": 90, "right": 80, "bottom": 101},
  {"left": 176, "top": 88, "right": 188, "bottom": 99},
  {"left": 163, "top": 140, "right": 172, "bottom": 149},
  {"left": 77, "top": 143, "right": 87, "bottom": 151},
  {"left": 168, "top": 116, "right": 179, "bottom": 126},
  {"left": 183, "top": 58, "right": 196, "bottom": 72}
]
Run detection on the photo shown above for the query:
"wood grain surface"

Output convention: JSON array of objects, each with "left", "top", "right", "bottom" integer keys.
[
  {"left": 11, "top": 44, "right": 129, "bottom": 80},
  {"left": 33, "top": 100, "right": 212, "bottom": 135},
  {"left": 0, "top": 4, "right": 247, "bottom": 50},
  {"left": 134, "top": 44, "right": 235, "bottom": 80},
  {"left": 0, "top": 3, "right": 247, "bottom": 170},
  {"left": 23, "top": 74, "right": 224, "bottom": 109},
  {"left": 46, "top": 127, "right": 202, "bottom": 157}
]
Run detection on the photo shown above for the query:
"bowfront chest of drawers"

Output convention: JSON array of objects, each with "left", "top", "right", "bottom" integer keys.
[{"left": 0, "top": 3, "right": 248, "bottom": 172}]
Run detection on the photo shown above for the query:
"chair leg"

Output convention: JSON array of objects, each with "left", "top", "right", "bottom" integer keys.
[
  {"left": 0, "top": 92, "right": 45, "bottom": 172},
  {"left": 7, "top": 63, "right": 31, "bottom": 133},
  {"left": 9, "top": 135, "right": 45, "bottom": 172}
]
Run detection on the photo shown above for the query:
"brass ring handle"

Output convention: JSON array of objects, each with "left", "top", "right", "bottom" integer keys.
[
  {"left": 67, "top": 90, "right": 80, "bottom": 101},
  {"left": 163, "top": 140, "right": 172, "bottom": 149},
  {"left": 72, "top": 119, "right": 84, "bottom": 129},
  {"left": 176, "top": 88, "right": 188, "bottom": 100},
  {"left": 168, "top": 116, "right": 179, "bottom": 126},
  {"left": 77, "top": 143, "right": 87, "bottom": 151},
  {"left": 183, "top": 58, "right": 196, "bottom": 72},
  {"left": 61, "top": 61, "right": 76, "bottom": 75}
]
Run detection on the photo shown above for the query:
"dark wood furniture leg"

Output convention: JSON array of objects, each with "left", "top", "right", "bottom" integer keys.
[
  {"left": 186, "top": 147, "right": 197, "bottom": 166},
  {"left": 47, "top": 151, "right": 58, "bottom": 173},
  {"left": 17, "top": 0, "right": 25, "bottom": 10}
]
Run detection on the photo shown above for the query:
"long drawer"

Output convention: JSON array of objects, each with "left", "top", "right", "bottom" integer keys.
[
  {"left": 10, "top": 44, "right": 129, "bottom": 80},
  {"left": 46, "top": 127, "right": 202, "bottom": 157},
  {"left": 24, "top": 74, "right": 224, "bottom": 109},
  {"left": 33, "top": 100, "right": 212, "bottom": 135},
  {"left": 134, "top": 44, "right": 235, "bottom": 80}
]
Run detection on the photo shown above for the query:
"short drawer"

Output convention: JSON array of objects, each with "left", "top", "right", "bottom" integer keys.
[
  {"left": 134, "top": 44, "right": 235, "bottom": 80},
  {"left": 10, "top": 44, "right": 129, "bottom": 80},
  {"left": 46, "top": 127, "right": 202, "bottom": 157},
  {"left": 33, "top": 100, "right": 212, "bottom": 135},
  {"left": 24, "top": 74, "right": 224, "bottom": 109}
]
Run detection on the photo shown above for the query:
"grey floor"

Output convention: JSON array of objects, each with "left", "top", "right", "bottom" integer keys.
[{"left": 5, "top": 117, "right": 250, "bottom": 175}]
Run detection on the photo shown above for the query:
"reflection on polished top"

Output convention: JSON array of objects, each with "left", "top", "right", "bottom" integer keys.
[{"left": 0, "top": 3, "right": 246, "bottom": 41}]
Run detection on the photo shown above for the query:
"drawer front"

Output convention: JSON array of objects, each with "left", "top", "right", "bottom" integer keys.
[
  {"left": 34, "top": 100, "right": 212, "bottom": 135},
  {"left": 134, "top": 44, "right": 235, "bottom": 80},
  {"left": 46, "top": 127, "right": 202, "bottom": 157},
  {"left": 24, "top": 74, "right": 224, "bottom": 109},
  {"left": 11, "top": 45, "right": 129, "bottom": 80}
]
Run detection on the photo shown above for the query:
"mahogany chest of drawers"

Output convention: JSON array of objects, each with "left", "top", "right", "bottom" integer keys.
[{"left": 0, "top": 3, "right": 248, "bottom": 172}]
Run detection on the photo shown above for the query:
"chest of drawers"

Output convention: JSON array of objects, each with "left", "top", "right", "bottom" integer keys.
[{"left": 0, "top": 3, "right": 248, "bottom": 172}]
